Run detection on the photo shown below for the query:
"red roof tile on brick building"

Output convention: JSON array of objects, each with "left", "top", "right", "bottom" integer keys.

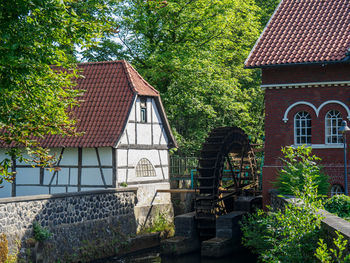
[
  {"left": 245, "top": 0, "right": 350, "bottom": 68},
  {"left": 36, "top": 60, "right": 175, "bottom": 148}
]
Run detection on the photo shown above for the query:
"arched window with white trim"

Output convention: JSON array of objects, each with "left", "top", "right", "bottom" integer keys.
[
  {"left": 330, "top": 184, "right": 344, "bottom": 196},
  {"left": 325, "top": 110, "right": 343, "bottom": 144},
  {"left": 135, "top": 158, "right": 156, "bottom": 177},
  {"left": 294, "top": 111, "right": 311, "bottom": 145}
]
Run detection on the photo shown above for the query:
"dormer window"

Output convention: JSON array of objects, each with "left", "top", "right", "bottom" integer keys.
[{"left": 140, "top": 98, "right": 147, "bottom": 123}]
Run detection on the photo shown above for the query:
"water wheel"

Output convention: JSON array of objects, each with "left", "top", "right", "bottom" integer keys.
[{"left": 195, "top": 127, "right": 259, "bottom": 238}]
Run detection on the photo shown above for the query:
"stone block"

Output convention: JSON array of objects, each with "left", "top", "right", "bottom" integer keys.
[
  {"left": 216, "top": 211, "right": 246, "bottom": 240},
  {"left": 234, "top": 196, "right": 262, "bottom": 212},
  {"left": 161, "top": 236, "right": 200, "bottom": 256},
  {"left": 174, "top": 212, "right": 197, "bottom": 238},
  {"left": 201, "top": 237, "right": 233, "bottom": 258},
  {"left": 124, "top": 233, "right": 160, "bottom": 254}
]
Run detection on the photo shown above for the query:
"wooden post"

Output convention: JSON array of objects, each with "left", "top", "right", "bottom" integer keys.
[
  {"left": 78, "top": 148, "right": 82, "bottom": 192},
  {"left": 40, "top": 167, "right": 44, "bottom": 185},
  {"left": 11, "top": 157, "right": 16, "bottom": 197},
  {"left": 95, "top": 147, "right": 107, "bottom": 187},
  {"left": 112, "top": 147, "right": 117, "bottom": 188}
]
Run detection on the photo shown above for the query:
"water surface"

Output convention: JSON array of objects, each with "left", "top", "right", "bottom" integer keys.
[{"left": 101, "top": 247, "right": 257, "bottom": 263}]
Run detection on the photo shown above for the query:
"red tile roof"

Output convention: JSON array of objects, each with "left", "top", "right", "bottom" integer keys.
[
  {"left": 245, "top": 0, "right": 350, "bottom": 68},
  {"left": 34, "top": 60, "right": 174, "bottom": 148}
]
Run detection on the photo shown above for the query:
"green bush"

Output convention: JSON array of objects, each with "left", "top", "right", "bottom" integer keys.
[
  {"left": 315, "top": 231, "right": 350, "bottom": 263},
  {"left": 33, "top": 222, "right": 52, "bottom": 242},
  {"left": 138, "top": 211, "right": 174, "bottom": 239},
  {"left": 275, "top": 146, "right": 330, "bottom": 196},
  {"left": 324, "top": 195, "right": 350, "bottom": 221},
  {"left": 241, "top": 146, "right": 326, "bottom": 262}
]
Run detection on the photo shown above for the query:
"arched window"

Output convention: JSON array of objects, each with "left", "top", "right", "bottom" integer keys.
[
  {"left": 330, "top": 184, "right": 344, "bottom": 196},
  {"left": 294, "top": 111, "right": 311, "bottom": 145},
  {"left": 135, "top": 158, "right": 156, "bottom": 177},
  {"left": 325, "top": 110, "right": 343, "bottom": 144}
]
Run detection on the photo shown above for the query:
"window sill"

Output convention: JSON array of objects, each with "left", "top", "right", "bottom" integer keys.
[{"left": 291, "top": 144, "right": 344, "bottom": 149}]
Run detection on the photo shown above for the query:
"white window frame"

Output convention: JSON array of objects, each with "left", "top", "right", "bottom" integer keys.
[
  {"left": 140, "top": 97, "right": 147, "bottom": 123},
  {"left": 330, "top": 184, "right": 344, "bottom": 196},
  {"left": 135, "top": 158, "right": 156, "bottom": 177},
  {"left": 325, "top": 110, "right": 343, "bottom": 144},
  {"left": 294, "top": 111, "right": 311, "bottom": 145}
]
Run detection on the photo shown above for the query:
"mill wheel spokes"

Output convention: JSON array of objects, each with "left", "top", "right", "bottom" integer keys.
[{"left": 194, "top": 127, "right": 259, "bottom": 239}]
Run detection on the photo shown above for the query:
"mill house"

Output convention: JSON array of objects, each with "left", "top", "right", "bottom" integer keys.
[
  {"left": 0, "top": 61, "right": 177, "bottom": 210},
  {"left": 245, "top": 0, "right": 350, "bottom": 204}
]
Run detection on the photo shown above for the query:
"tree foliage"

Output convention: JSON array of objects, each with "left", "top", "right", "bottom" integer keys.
[
  {"left": 81, "top": 0, "right": 279, "bottom": 154},
  {"left": 0, "top": 0, "right": 118, "bottom": 181}
]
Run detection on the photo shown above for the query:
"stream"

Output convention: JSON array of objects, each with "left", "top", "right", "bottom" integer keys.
[{"left": 100, "top": 247, "right": 257, "bottom": 263}]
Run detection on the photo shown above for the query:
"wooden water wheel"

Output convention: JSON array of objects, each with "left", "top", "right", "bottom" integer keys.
[{"left": 195, "top": 127, "right": 260, "bottom": 238}]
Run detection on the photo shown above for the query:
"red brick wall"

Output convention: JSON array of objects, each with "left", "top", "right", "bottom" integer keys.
[
  {"left": 263, "top": 64, "right": 350, "bottom": 206},
  {"left": 262, "top": 64, "right": 350, "bottom": 85}
]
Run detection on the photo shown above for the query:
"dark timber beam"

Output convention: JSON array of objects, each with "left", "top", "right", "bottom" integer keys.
[
  {"left": 78, "top": 147, "right": 82, "bottom": 192},
  {"left": 11, "top": 157, "right": 16, "bottom": 197},
  {"left": 118, "top": 144, "right": 168, "bottom": 150},
  {"left": 95, "top": 147, "right": 107, "bottom": 187},
  {"left": 112, "top": 147, "right": 117, "bottom": 188}
]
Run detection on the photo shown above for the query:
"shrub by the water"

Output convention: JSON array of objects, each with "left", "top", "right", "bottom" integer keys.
[
  {"left": 275, "top": 145, "right": 330, "bottom": 196},
  {"left": 241, "top": 146, "right": 326, "bottom": 262},
  {"left": 324, "top": 194, "right": 350, "bottom": 221}
]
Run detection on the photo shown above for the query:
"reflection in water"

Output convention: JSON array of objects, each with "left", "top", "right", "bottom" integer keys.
[{"left": 101, "top": 248, "right": 257, "bottom": 263}]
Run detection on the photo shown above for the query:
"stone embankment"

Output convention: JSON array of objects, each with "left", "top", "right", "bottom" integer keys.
[{"left": 0, "top": 189, "right": 138, "bottom": 262}]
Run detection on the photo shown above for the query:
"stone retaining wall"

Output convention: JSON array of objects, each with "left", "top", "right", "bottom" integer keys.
[
  {"left": 0, "top": 189, "right": 138, "bottom": 262},
  {"left": 270, "top": 190, "right": 350, "bottom": 252}
]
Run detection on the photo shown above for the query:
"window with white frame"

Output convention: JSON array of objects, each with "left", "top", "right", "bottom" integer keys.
[
  {"left": 294, "top": 111, "right": 311, "bottom": 145},
  {"left": 140, "top": 98, "right": 147, "bottom": 123},
  {"left": 135, "top": 158, "right": 156, "bottom": 177},
  {"left": 325, "top": 110, "right": 343, "bottom": 144},
  {"left": 330, "top": 184, "right": 344, "bottom": 196}
]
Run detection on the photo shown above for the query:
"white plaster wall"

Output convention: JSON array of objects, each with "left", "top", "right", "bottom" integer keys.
[
  {"left": 16, "top": 186, "right": 49, "bottom": 196},
  {"left": 151, "top": 99, "right": 169, "bottom": 145},
  {"left": 0, "top": 181, "right": 12, "bottom": 198},
  {"left": 137, "top": 123, "right": 152, "bottom": 145},
  {"left": 0, "top": 147, "right": 114, "bottom": 197},
  {"left": 117, "top": 97, "right": 169, "bottom": 147},
  {"left": 135, "top": 182, "right": 171, "bottom": 206},
  {"left": 115, "top": 96, "right": 171, "bottom": 187},
  {"left": 116, "top": 149, "right": 169, "bottom": 183},
  {"left": 53, "top": 148, "right": 78, "bottom": 165},
  {"left": 0, "top": 149, "right": 21, "bottom": 197},
  {"left": 120, "top": 123, "right": 136, "bottom": 145}
]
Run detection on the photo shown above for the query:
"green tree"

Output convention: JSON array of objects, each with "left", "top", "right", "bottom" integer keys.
[
  {"left": 82, "top": 0, "right": 274, "bottom": 154},
  {"left": 0, "top": 0, "right": 117, "bottom": 182}
]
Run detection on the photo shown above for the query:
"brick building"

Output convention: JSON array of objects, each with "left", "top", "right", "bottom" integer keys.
[{"left": 245, "top": 0, "right": 350, "bottom": 204}]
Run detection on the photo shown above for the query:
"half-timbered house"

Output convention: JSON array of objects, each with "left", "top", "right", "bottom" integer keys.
[
  {"left": 0, "top": 61, "right": 177, "bottom": 208},
  {"left": 245, "top": 0, "right": 350, "bottom": 205}
]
